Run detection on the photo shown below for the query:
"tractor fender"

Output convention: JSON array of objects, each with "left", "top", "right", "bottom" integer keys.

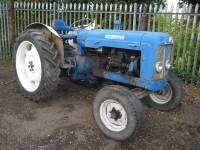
[{"left": 25, "top": 23, "right": 64, "bottom": 67}]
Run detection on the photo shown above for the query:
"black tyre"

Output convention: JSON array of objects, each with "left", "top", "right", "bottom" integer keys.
[
  {"left": 93, "top": 85, "right": 144, "bottom": 141},
  {"left": 13, "top": 29, "right": 60, "bottom": 101},
  {"left": 145, "top": 71, "right": 183, "bottom": 111}
]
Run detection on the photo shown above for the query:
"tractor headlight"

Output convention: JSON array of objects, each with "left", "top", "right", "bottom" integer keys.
[
  {"left": 156, "top": 45, "right": 165, "bottom": 70},
  {"left": 165, "top": 60, "right": 171, "bottom": 69},
  {"left": 165, "top": 44, "right": 173, "bottom": 70},
  {"left": 168, "top": 36, "right": 173, "bottom": 43},
  {"left": 153, "top": 37, "right": 173, "bottom": 79},
  {"left": 153, "top": 45, "right": 165, "bottom": 80},
  {"left": 156, "top": 62, "right": 164, "bottom": 72}
]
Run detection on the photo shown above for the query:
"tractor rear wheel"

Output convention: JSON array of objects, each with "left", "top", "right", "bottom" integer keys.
[
  {"left": 13, "top": 29, "right": 60, "bottom": 101},
  {"left": 93, "top": 85, "right": 144, "bottom": 141}
]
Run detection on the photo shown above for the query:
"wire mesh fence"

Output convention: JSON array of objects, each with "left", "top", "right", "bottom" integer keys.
[{"left": 0, "top": 1, "right": 200, "bottom": 85}]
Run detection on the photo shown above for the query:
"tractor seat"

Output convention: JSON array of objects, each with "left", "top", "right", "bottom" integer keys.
[
  {"left": 53, "top": 19, "right": 70, "bottom": 31},
  {"left": 53, "top": 19, "right": 76, "bottom": 40}
]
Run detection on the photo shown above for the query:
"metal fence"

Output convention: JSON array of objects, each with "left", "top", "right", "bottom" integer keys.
[
  {"left": 0, "top": 1, "right": 9, "bottom": 59},
  {"left": 1, "top": 1, "right": 200, "bottom": 85}
]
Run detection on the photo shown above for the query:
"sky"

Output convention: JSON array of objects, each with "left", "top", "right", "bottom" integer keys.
[
  {"left": 167, "top": 0, "right": 179, "bottom": 6},
  {"left": 167, "top": 0, "right": 179, "bottom": 11}
]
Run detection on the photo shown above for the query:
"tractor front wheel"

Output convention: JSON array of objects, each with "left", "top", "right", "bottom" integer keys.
[
  {"left": 145, "top": 71, "right": 183, "bottom": 111},
  {"left": 93, "top": 85, "right": 144, "bottom": 141}
]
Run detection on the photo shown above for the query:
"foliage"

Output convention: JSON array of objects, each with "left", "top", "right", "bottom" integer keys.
[
  {"left": 15, "top": 0, "right": 166, "bottom": 5},
  {"left": 154, "top": 14, "right": 200, "bottom": 86},
  {"left": 178, "top": 0, "right": 200, "bottom": 13},
  {"left": 179, "top": 0, "right": 200, "bottom": 5}
]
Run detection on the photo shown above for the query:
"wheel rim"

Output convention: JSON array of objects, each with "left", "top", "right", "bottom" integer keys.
[
  {"left": 16, "top": 41, "right": 42, "bottom": 92},
  {"left": 100, "top": 99, "right": 127, "bottom": 132},
  {"left": 149, "top": 83, "right": 173, "bottom": 104}
]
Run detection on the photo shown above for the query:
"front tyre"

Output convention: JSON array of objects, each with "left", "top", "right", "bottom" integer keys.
[
  {"left": 145, "top": 71, "right": 183, "bottom": 111},
  {"left": 13, "top": 29, "right": 60, "bottom": 101},
  {"left": 93, "top": 85, "right": 144, "bottom": 141}
]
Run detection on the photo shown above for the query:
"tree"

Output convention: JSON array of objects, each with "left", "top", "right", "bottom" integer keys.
[
  {"left": 178, "top": 0, "right": 200, "bottom": 14},
  {"left": 8, "top": 0, "right": 15, "bottom": 46},
  {"left": 16, "top": 0, "right": 166, "bottom": 5},
  {"left": 179, "top": 0, "right": 200, "bottom": 5}
]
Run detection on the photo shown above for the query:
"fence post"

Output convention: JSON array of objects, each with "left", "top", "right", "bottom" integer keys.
[
  {"left": 53, "top": 2, "right": 56, "bottom": 21},
  {"left": 132, "top": 3, "right": 137, "bottom": 30},
  {"left": 187, "top": 4, "right": 199, "bottom": 73},
  {"left": 128, "top": 4, "right": 133, "bottom": 30},
  {"left": 147, "top": 4, "right": 152, "bottom": 31},
  {"left": 181, "top": 4, "right": 192, "bottom": 71},
  {"left": 139, "top": 4, "right": 148, "bottom": 31},
  {"left": 7, "top": 0, "right": 15, "bottom": 48}
]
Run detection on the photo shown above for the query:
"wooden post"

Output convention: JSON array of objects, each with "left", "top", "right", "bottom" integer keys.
[
  {"left": 7, "top": 0, "right": 15, "bottom": 46},
  {"left": 139, "top": 5, "right": 148, "bottom": 31}
]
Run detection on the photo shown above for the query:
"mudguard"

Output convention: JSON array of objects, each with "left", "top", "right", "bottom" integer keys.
[{"left": 25, "top": 23, "right": 64, "bottom": 67}]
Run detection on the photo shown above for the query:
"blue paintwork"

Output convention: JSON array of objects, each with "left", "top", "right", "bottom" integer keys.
[
  {"left": 140, "top": 32, "right": 171, "bottom": 80},
  {"left": 75, "top": 28, "right": 170, "bottom": 82},
  {"left": 53, "top": 19, "right": 70, "bottom": 31},
  {"left": 77, "top": 29, "right": 143, "bottom": 50},
  {"left": 103, "top": 71, "right": 166, "bottom": 91},
  {"left": 54, "top": 21, "right": 172, "bottom": 91},
  {"left": 114, "top": 20, "right": 121, "bottom": 29}
]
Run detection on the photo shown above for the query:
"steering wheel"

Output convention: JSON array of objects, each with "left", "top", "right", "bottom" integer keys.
[{"left": 70, "top": 18, "right": 94, "bottom": 29}]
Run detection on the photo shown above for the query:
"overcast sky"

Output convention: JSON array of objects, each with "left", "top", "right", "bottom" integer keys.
[
  {"left": 167, "top": 0, "right": 179, "bottom": 7},
  {"left": 166, "top": 0, "right": 179, "bottom": 11}
]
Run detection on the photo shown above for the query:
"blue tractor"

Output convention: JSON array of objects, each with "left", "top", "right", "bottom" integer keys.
[{"left": 13, "top": 19, "right": 182, "bottom": 141}]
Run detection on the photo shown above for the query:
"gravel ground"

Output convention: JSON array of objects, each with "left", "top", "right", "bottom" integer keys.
[{"left": 0, "top": 60, "right": 200, "bottom": 150}]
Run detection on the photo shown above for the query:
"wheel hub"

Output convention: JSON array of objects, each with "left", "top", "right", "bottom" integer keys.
[
  {"left": 100, "top": 99, "right": 127, "bottom": 132},
  {"left": 110, "top": 107, "right": 122, "bottom": 121},
  {"left": 149, "top": 83, "right": 173, "bottom": 104},
  {"left": 16, "top": 41, "right": 42, "bottom": 92},
  {"left": 28, "top": 61, "right": 34, "bottom": 72}
]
